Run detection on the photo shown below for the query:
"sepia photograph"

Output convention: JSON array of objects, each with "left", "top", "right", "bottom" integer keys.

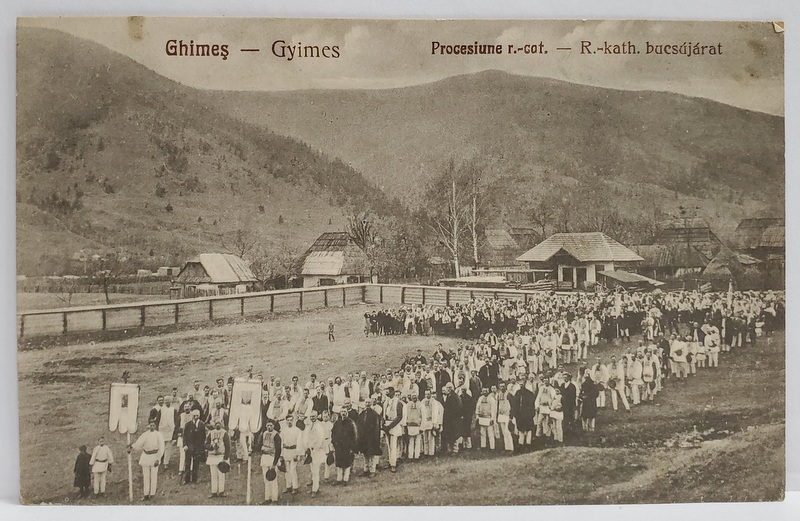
[{"left": 15, "top": 17, "right": 785, "bottom": 506}]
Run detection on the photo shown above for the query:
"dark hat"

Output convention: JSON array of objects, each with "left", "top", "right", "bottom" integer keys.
[
  {"left": 303, "top": 449, "right": 312, "bottom": 465},
  {"left": 277, "top": 458, "right": 287, "bottom": 473},
  {"left": 227, "top": 377, "right": 234, "bottom": 383},
  {"left": 296, "top": 419, "right": 306, "bottom": 431},
  {"left": 326, "top": 452, "right": 335, "bottom": 466},
  {"left": 265, "top": 468, "right": 277, "bottom": 482},
  {"left": 217, "top": 461, "right": 231, "bottom": 474}
]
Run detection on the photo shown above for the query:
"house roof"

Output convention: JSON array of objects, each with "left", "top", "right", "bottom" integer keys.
[
  {"left": 734, "top": 218, "right": 785, "bottom": 250},
  {"left": 598, "top": 270, "right": 665, "bottom": 287},
  {"left": 485, "top": 229, "right": 519, "bottom": 251},
  {"left": 177, "top": 253, "right": 257, "bottom": 284},
  {"left": 629, "top": 244, "right": 710, "bottom": 269},
  {"left": 301, "top": 232, "right": 369, "bottom": 276},
  {"left": 702, "top": 248, "right": 762, "bottom": 280},
  {"left": 305, "top": 232, "right": 352, "bottom": 253},
  {"left": 516, "top": 232, "right": 643, "bottom": 263},
  {"left": 660, "top": 217, "right": 711, "bottom": 230}
]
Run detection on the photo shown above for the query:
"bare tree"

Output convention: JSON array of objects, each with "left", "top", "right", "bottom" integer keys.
[
  {"left": 530, "top": 200, "right": 554, "bottom": 241},
  {"left": 222, "top": 229, "right": 258, "bottom": 259},
  {"left": 427, "top": 159, "right": 470, "bottom": 278},
  {"left": 248, "top": 241, "right": 301, "bottom": 290},
  {"left": 54, "top": 278, "right": 81, "bottom": 307},
  {"left": 464, "top": 160, "right": 484, "bottom": 266}
]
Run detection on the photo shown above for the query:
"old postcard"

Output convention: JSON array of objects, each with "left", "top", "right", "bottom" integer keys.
[{"left": 15, "top": 18, "right": 785, "bottom": 505}]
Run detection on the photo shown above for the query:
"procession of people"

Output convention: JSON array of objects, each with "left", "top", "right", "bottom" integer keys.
[{"left": 75, "top": 289, "right": 783, "bottom": 504}]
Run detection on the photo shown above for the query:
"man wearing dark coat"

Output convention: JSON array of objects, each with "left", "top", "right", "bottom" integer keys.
[
  {"left": 441, "top": 383, "right": 462, "bottom": 454},
  {"left": 511, "top": 380, "right": 536, "bottom": 450},
  {"left": 433, "top": 364, "right": 452, "bottom": 401},
  {"left": 559, "top": 375, "right": 578, "bottom": 436},
  {"left": 182, "top": 410, "right": 206, "bottom": 484},
  {"left": 73, "top": 445, "right": 92, "bottom": 498},
  {"left": 456, "top": 385, "right": 474, "bottom": 450},
  {"left": 478, "top": 357, "right": 500, "bottom": 389},
  {"left": 331, "top": 411, "right": 358, "bottom": 485},
  {"left": 579, "top": 375, "right": 599, "bottom": 432},
  {"left": 356, "top": 399, "right": 382, "bottom": 477}
]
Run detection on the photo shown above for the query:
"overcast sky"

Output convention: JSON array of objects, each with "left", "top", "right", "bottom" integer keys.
[{"left": 19, "top": 17, "right": 784, "bottom": 115}]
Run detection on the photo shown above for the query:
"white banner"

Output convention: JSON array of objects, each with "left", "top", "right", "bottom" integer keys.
[
  {"left": 229, "top": 378, "right": 263, "bottom": 434},
  {"left": 108, "top": 383, "right": 140, "bottom": 434}
]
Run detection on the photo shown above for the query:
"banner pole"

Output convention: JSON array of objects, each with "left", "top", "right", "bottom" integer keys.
[
  {"left": 246, "top": 454, "right": 252, "bottom": 505},
  {"left": 127, "top": 432, "right": 133, "bottom": 502}
]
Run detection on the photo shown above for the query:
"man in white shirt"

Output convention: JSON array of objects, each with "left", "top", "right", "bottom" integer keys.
[
  {"left": 303, "top": 410, "right": 327, "bottom": 497},
  {"left": 129, "top": 420, "right": 165, "bottom": 501},
  {"left": 89, "top": 436, "right": 114, "bottom": 497},
  {"left": 590, "top": 357, "right": 609, "bottom": 408},
  {"left": 475, "top": 388, "right": 497, "bottom": 450}
]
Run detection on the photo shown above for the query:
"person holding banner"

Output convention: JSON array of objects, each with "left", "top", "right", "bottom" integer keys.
[
  {"left": 205, "top": 420, "right": 231, "bottom": 498},
  {"left": 129, "top": 420, "right": 165, "bottom": 501},
  {"left": 89, "top": 436, "right": 114, "bottom": 498}
]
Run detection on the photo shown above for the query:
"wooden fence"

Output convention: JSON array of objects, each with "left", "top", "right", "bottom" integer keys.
[{"left": 17, "top": 283, "right": 552, "bottom": 339}]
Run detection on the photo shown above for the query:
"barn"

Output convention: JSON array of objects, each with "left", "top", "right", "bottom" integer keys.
[
  {"left": 300, "top": 232, "right": 373, "bottom": 288},
  {"left": 516, "top": 232, "right": 643, "bottom": 290},
  {"left": 174, "top": 253, "right": 257, "bottom": 298}
]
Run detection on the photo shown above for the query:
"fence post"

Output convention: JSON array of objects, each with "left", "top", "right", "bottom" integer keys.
[
  {"left": 270, "top": 294, "right": 275, "bottom": 313},
  {"left": 524, "top": 293, "right": 528, "bottom": 304},
  {"left": 19, "top": 315, "right": 24, "bottom": 338},
  {"left": 240, "top": 297, "right": 245, "bottom": 316},
  {"left": 470, "top": 290, "right": 474, "bottom": 300},
  {"left": 342, "top": 287, "right": 346, "bottom": 306},
  {"left": 140, "top": 306, "right": 146, "bottom": 327},
  {"left": 175, "top": 303, "right": 179, "bottom": 324},
  {"left": 446, "top": 289, "right": 450, "bottom": 306},
  {"left": 63, "top": 312, "right": 68, "bottom": 335},
  {"left": 401, "top": 287, "right": 406, "bottom": 304},
  {"left": 101, "top": 309, "right": 107, "bottom": 331},
  {"left": 299, "top": 291, "right": 304, "bottom": 311},
  {"left": 361, "top": 285, "right": 366, "bottom": 303},
  {"left": 324, "top": 289, "right": 328, "bottom": 308},
  {"left": 422, "top": 287, "right": 426, "bottom": 305},
  {"left": 379, "top": 285, "right": 384, "bottom": 304},
  {"left": 209, "top": 300, "right": 214, "bottom": 321}
]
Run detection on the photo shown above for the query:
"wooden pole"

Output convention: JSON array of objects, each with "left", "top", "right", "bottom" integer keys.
[
  {"left": 127, "top": 432, "right": 133, "bottom": 503},
  {"left": 246, "top": 454, "right": 252, "bottom": 505}
]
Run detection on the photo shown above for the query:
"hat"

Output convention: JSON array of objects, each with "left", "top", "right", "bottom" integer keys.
[
  {"left": 303, "top": 450, "right": 313, "bottom": 465},
  {"left": 326, "top": 452, "right": 335, "bottom": 466},
  {"left": 217, "top": 461, "right": 231, "bottom": 474},
  {"left": 265, "top": 468, "right": 277, "bottom": 481},
  {"left": 277, "top": 458, "right": 287, "bottom": 473}
]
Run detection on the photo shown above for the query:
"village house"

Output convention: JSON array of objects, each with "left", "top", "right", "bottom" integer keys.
[
  {"left": 516, "top": 232, "right": 643, "bottom": 290},
  {"left": 629, "top": 244, "right": 710, "bottom": 281},
  {"left": 300, "top": 232, "right": 374, "bottom": 287},
  {"left": 173, "top": 253, "right": 257, "bottom": 298}
]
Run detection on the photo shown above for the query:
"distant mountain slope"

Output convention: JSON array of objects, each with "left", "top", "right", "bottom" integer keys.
[
  {"left": 17, "top": 27, "right": 403, "bottom": 275},
  {"left": 212, "top": 70, "right": 784, "bottom": 239}
]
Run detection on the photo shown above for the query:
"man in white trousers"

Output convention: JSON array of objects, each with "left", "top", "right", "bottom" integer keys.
[
  {"left": 129, "top": 420, "right": 165, "bottom": 501},
  {"left": 382, "top": 387, "right": 405, "bottom": 472},
  {"left": 303, "top": 410, "right": 327, "bottom": 498},
  {"left": 89, "top": 436, "right": 114, "bottom": 498}
]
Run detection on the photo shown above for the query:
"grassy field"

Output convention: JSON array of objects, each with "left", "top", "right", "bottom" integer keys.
[
  {"left": 17, "top": 304, "right": 785, "bottom": 505},
  {"left": 17, "top": 292, "right": 167, "bottom": 312}
]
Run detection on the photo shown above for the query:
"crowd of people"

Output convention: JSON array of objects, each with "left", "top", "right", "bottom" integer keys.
[{"left": 74, "top": 289, "right": 783, "bottom": 504}]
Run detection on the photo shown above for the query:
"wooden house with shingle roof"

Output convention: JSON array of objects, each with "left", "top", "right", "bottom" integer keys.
[
  {"left": 516, "top": 232, "right": 642, "bottom": 290},
  {"left": 174, "top": 253, "right": 257, "bottom": 298},
  {"left": 300, "top": 232, "right": 373, "bottom": 287}
]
